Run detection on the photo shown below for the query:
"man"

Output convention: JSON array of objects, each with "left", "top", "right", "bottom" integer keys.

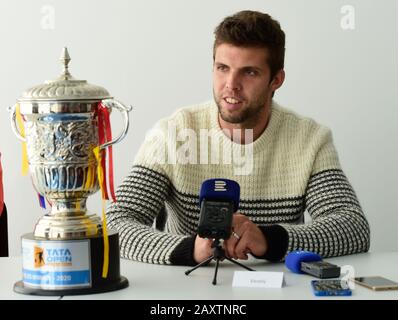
[{"left": 106, "top": 10, "right": 370, "bottom": 265}]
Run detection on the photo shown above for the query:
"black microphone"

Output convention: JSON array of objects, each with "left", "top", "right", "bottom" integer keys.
[
  {"left": 185, "top": 179, "right": 254, "bottom": 284},
  {"left": 197, "top": 179, "right": 240, "bottom": 240}
]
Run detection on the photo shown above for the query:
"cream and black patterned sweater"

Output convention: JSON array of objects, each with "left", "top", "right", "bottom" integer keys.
[{"left": 106, "top": 100, "right": 370, "bottom": 265}]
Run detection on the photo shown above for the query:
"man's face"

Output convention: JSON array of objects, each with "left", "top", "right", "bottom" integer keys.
[{"left": 213, "top": 43, "right": 274, "bottom": 125}]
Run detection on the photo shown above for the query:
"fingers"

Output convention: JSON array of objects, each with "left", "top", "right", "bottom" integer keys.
[
  {"left": 224, "top": 232, "right": 249, "bottom": 260},
  {"left": 225, "top": 226, "right": 249, "bottom": 259},
  {"left": 227, "top": 214, "right": 247, "bottom": 257},
  {"left": 224, "top": 213, "right": 255, "bottom": 260},
  {"left": 194, "top": 235, "right": 215, "bottom": 263},
  {"left": 234, "top": 231, "right": 249, "bottom": 260},
  {"left": 227, "top": 217, "right": 254, "bottom": 260},
  {"left": 224, "top": 232, "right": 240, "bottom": 259}
]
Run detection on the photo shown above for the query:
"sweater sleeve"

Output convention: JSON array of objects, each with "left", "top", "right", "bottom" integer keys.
[
  {"left": 278, "top": 128, "right": 371, "bottom": 259},
  {"left": 106, "top": 120, "right": 196, "bottom": 265}
]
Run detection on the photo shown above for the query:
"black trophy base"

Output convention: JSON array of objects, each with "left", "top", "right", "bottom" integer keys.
[
  {"left": 14, "top": 231, "right": 129, "bottom": 296},
  {"left": 13, "top": 277, "right": 128, "bottom": 296}
]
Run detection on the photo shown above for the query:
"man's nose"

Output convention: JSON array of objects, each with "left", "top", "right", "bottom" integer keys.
[{"left": 225, "top": 73, "right": 242, "bottom": 91}]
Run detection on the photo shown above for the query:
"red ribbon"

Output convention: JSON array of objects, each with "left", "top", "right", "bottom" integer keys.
[
  {"left": 0, "top": 153, "right": 4, "bottom": 214},
  {"left": 97, "top": 102, "right": 116, "bottom": 202},
  {"left": 97, "top": 105, "right": 108, "bottom": 200},
  {"left": 102, "top": 105, "right": 116, "bottom": 203}
]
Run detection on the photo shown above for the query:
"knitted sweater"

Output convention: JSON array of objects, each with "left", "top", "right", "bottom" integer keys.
[{"left": 106, "top": 100, "right": 370, "bottom": 265}]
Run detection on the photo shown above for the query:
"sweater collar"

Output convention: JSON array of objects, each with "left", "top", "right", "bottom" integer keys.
[{"left": 209, "top": 99, "right": 282, "bottom": 154}]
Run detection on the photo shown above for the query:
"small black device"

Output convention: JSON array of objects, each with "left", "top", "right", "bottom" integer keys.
[
  {"left": 301, "top": 261, "right": 341, "bottom": 279},
  {"left": 185, "top": 179, "right": 254, "bottom": 285},
  {"left": 311, "top": 280, "right": 352, "bottom": 296},
  {"left": 197, "top": 200, "right": 234, "bottom": 240}
]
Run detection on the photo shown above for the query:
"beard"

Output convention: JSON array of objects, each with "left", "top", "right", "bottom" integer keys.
[{"left": 213, "top": 89, "right": 268, "bottom": 124}]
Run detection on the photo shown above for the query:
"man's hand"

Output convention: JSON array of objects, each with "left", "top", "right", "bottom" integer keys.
[
  {"left": 193, "top": 235, "right": 214, "bottom": 263},
  {"left": 224, "top": 213, "right": 267, "bottom": 260}
]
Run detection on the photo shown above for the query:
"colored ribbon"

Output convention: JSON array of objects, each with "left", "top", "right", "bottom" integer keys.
[
  {"left": 16, "top": 104, "right": 46, "bottom": 209},
  {"left": 15, "top": 104, "right": 29, "bottom": 176},
  {"left": 93, "top": 146, "right": 109, "bottom": 278},
  {"left": 97, "top": 106, "right": 108, "bottom": 200},
  {"left": 0, "top": 152, "right": 4, "bottom": 215},
  {"left": 84, "top": 166, "right": 93, "bottom": 191},
  {"left": 100, "top": 103, "right": 116, "bottom": 203},
  {"left": 38, "top": 194, "right": 46, "bottom": 209},
  {"left": 97, "top": 102, "right": 116, "bottom": 203}
]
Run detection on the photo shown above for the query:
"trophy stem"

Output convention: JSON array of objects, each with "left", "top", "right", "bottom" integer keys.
[
  {"left": 50, "top": 198, "right": 88, "bottom": 216},
  {"left": 33, "top": 198, "right": 103, "bottom": 239}
]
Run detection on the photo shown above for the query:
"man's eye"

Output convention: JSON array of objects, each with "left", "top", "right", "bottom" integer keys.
[
  {"left": 246, "top": 70, "right": 258, "bottom": 76},
  {"left": 217, "top": 65, "right": 228, "bottom": 71}
]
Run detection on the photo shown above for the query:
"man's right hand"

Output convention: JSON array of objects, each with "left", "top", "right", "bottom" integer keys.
[{"left": 193, "top": 235, "right": 214, "bottom": 263}]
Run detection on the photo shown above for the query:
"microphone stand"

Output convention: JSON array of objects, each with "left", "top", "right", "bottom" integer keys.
[{"left": 185, "top": 238, "right": 254, "bottom": 285}]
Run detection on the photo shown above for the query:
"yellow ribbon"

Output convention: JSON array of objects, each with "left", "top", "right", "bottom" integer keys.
[
  {"left": 84, "top": 165, "right": 93, "bottom": 191},
  {"left": 15, "top": 104, "right": 29, "bottom": 176},
  {"left": 93, "top": 146, "right": 109, "bottom": 278}
]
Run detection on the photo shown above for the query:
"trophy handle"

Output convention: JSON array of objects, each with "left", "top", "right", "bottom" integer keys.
[
  {"left": 7, "top": 104, "right": 26, "bottom": 142},
  {"left": 99, "top": 99, "right": 133, "bottom": 150}
]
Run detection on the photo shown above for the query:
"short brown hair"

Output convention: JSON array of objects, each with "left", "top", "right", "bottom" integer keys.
[{"left": 213, "top": 10, "right": 285, "bottom": 80}]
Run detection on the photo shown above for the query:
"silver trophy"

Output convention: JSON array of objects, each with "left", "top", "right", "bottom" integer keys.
[{"left": 9, "top": 48, "right": 130, "bottom": 295}]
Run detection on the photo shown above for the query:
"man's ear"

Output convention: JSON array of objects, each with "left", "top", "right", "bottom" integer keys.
[{"left": 270, "top": 69, "right": 285, "bottom": 91}]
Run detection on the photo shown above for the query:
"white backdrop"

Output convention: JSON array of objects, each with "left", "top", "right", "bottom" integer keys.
[{"left": 0, "top": 0, "right": 397, "bottom": 256}]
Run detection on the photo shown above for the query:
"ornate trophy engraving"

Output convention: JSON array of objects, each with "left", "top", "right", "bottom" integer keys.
[{"left": 9, "top": 48, "right": 130, "bottom": 295}]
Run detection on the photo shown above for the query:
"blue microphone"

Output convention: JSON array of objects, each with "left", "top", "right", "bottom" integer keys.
[
  {"left": 285, "top": 250, "right": 322, "bottom": 273},
  {"left": 285, "top": 250, "right": 341, "bottom": 278},
  {"left": 197, "top": 179, "right": 240, "bottom": 240},
  {"left": 199, "top": 179, "right": 240, "bottom": 211}
]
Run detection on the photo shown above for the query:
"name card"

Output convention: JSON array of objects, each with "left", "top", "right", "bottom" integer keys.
[{"left": 232, "top": 271, "right": 285, "bottom": 288}]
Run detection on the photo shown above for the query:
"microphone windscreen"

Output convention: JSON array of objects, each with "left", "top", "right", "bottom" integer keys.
[
  {"left": 285, "top": 250, "right": 322, "bottom": 274},
  {"left": 199, "top": 179, "right": 240, "bottom": 211}
]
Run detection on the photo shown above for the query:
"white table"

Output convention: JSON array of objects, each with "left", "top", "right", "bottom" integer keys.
[{"left": 2, "top": 251, "right": 398, "bottom": 300}]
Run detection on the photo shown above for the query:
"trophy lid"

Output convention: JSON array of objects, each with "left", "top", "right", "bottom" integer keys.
[{"left": 18, "top": 47, "right": 112, "bottom": 102}]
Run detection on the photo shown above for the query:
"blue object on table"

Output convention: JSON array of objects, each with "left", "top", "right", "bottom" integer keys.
[
  {"left": 285, "top": 250, "right": 322, "bottom": 274},
  {"left": 311, "top": 280, "right": 352, "bottom": 296}
]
